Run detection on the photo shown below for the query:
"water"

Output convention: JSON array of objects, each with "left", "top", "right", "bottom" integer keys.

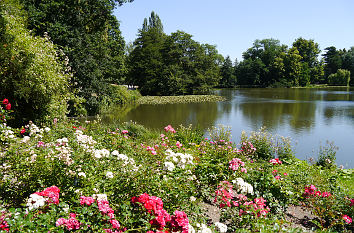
[{"left": 101, "top": 87, "right": 354, "bottom": 168}]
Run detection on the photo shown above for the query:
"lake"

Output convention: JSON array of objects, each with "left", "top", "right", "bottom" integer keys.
[{"left": 101, "top": 87, "right": 354, "bottom": 168}]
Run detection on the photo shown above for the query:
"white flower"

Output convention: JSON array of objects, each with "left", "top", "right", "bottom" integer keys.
[
  {"left": 190, "top": 196, "right": 196, "bottom": 202},
  {"left": 21, "top": 136, "right": 30, "bottom": 143},
  {"left": 93, "top": 194, "right": 107, "bottom": 201},
  {"left": 189, "top": 224, "right": 196, "bottom": 233},
  {"left": 94, "top": 150, "right": 102, "bottom": 158},
  {"left": 106, "top": 171, "right": 114, "bottom": 179},
  {"left": 215, "top": 222, "right": 227, "bottom": 233},
  {"left": 44, "top": 127, "right": 51, "bottom": 132},
  {"left": 111, "top": 150, "right": 119, "bottom": 156},
  {"left": 78, "top": 172, "right": 86, "bottom": 178},
  {"left": 26, "top": 194, "right": 47, "bottom": 211},
  {"left": 232, "top": 178, "right": 254, "bottom": 195},
  {"left": 163, "top": 161, "right": 175, "bottom": 171},
  {"left": 197, "top": 224, "right": 212, "bottom": 233},
  {"left": 101, "top": 149, "right": 110, "bottom": 157}
]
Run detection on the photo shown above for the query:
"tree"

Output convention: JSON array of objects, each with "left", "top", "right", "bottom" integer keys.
[
  {"left": 323, "top": 46, "right": 343, "bottom": 78},
  {"left": 292, "top": 38, "right": 323, "bottom": 84},
  {"left": 127, "top": 12, "right": 166, "bottom": 95},
  {"left": 128, "top": 13, "right": 222, "bottom": 95},
  {"left": 342, "top": 47, "right": 354, "bottom": 85},
  {"left": 20, "top": 0, "right": 128, "bottom": 114},
  {"left": 328, "top": 69, "right": 351, "bottom": 86},
  {"left": 219, "top": 56, "right": 236, "bottom": 87},
  {"left": 0, "top": 0, "right": 72, "bottom": 124},
  {"left": 240, "top": 39, "right": 287, "bottom": 86}
]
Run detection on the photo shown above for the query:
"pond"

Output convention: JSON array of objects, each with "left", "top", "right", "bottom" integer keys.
[{"left": 101, "top": 87, "right": 354, "bottom": 168}]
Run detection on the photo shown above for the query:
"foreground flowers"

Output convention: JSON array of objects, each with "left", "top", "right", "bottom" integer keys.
[{"left": 132, "top": 193, "right": 189, "bottom": 233}]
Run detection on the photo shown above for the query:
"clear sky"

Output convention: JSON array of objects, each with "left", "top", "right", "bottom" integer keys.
[{"left": 114, "top": 0, "right": 354, "bottom": 62}]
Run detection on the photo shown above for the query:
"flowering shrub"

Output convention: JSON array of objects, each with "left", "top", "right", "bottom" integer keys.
[
  {"left": 302, "top": 185, "right": 353, "bottom": 230},
  {"left": 269, "top": 158, "right": 282, "bottom": 165},
  {"left": 229, "top": 158, "right": 247, "bottom": 173},
  {"left": 0, "top": 98, "right": 12, "bottom": 123},
  {"left": 131, "top": 193, "right": 189, "bottom": 232},
  {"left": 0, "top": 106, "right": 352, "bottom": 232},
  {"left": 164, "top": 125, "right": 176, "bottom": 133}
]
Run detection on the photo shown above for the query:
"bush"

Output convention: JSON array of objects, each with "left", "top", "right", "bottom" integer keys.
[
  {"left": 0, "top": 0, "right": 72, "bottom": 125},
  {"left": 328, "top": 69, "right": 351, "bottom": 86}
]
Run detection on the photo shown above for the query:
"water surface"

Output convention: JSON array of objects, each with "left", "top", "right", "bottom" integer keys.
[{"left": 102, "top": 87, "right": 354, "bottom": 168}]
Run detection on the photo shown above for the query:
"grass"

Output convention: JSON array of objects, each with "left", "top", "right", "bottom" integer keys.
[{"left": 338, "top": 169, "right": 354, "bottom": 196}]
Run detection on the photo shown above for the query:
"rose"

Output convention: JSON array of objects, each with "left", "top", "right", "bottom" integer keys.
[
  {"left": 5, "top": 103, "right": 11, "bottom": 110},
  {"left": 2, "top": 99, "right": 9, "bottom": 105},
  {"left": 20, "top": 128, "right": 26, "bottom": 134}
]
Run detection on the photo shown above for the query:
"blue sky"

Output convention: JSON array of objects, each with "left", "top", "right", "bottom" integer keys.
[{"left": 114, "top": 0, "right": 354, "bottom": 62}]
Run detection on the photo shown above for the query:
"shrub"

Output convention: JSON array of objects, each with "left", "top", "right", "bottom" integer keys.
[
  {"left": 328, "top": 69, "right": 351, "bottom": 86},
  {"left": 0, "top": 0, "right": 72, "bottom": 125}
]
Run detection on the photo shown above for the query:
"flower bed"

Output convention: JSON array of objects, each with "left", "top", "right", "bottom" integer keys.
[{"left": 0, "top": 98, "right": 353, "bottom": 232}]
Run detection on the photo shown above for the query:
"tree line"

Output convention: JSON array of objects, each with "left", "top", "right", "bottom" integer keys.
[
  {"left": 219, "top": 39, "right": 353, "bottom": 88},
  {"left": 1, "top": 1, "right": 353, "bottom": 124}
]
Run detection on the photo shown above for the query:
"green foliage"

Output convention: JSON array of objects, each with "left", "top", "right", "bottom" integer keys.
[
  {"left": 0, "top": 0, "right": 71, "bottom": 125},
  {"left": 0, "top": 106, "right": 353, "bottom": 232},
  {"left": 327, "top": 69, "right": 351, "bottom": 86},
  {"left": 235, "top": 37, "right": 325, "bottom": 87},
  {"left": 128, "top": 12, "right": 222, "bottom": 96},
  {"left": 20, "top": 0, "right": 127, "bottom": 115},
  {"left": 316, "top": 141, "right": 338, "bottom": 169},
  {"left": 219, "top": 56, "right": 236, "bottom": 87}
]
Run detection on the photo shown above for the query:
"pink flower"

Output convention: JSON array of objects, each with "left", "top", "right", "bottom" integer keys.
[
  {"left": 229, "top": 158, "right": 245, "bottom": 171},
  {"left": 269, "top": 158, "right": 282, "bottom": 165},
  {"left": 176, "top": 141, "right": 182, "bottom": 149},
  {"left": 110, "top": 219, "right": 120, "bottom": 229},
  {"left": 80, "top": 196, "right": 95, "bottom": 206},
  {"left": 164, "top": 125, "right": 176, "bottom": 133},
  {"left": 121, "top": 130, "right": 128, "bottom": 134},
  {"left": 97, "top": 200, "right": 114, "bottom": 215},
  {"left": 151, "top": 150, "right": 157, "bottom": 155},
  {"left": 5, "top": 104, "right": 11, "bottom": 110},
  {"left": 56, "top": 218, "right": 67, "bottom": 227},
  {"left": 272, "top": 169, "right": 278, "bottom": 175},
  {"left": 241, "top": 168, "right": 247, "bottom": 173},
  {"left": 321, "top": 192, "right": 331, "bottom": 198},
  {"left": 283, "top": 173, "right": 288, "bottom": 176},
  {"left": 349, "top": 199, "right": 354, "bottom": 207},
  {"left": 275, "top": 175, "right": 281, "bottom": 180},
  {"left": 56, "top": 213, "right": 81, "bottom": 231},
  {"left": 170, "top": 210, "right": 189, "bottom": 233},
  {"left": 2, "top": 99, "right": 9, "bottom": 105},
  {"left": 35, "top": 186, "right": 60, "bottom": 205},
  {"left": 343, "top": 215, "right": 352, "bottom": 224},
  {"left": 20, "top": 128, "right": 26, "bottom": 134}
]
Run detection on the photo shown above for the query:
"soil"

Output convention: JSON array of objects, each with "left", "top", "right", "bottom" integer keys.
[{"left": 202, "top": 202, "right": 318, "bottom": 232}]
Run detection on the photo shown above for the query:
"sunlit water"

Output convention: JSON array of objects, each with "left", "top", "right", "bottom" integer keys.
[{"left": 101, "top": 87, "right": 354, "bottom": 168}]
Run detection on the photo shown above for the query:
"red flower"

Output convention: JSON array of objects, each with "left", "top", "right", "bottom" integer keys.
[
  {"left": 5, "top": 104, "right": 11, "bottom": 110},
  {"left": 343, "top": 215, "right": 352, "bottom": 224},
  {"left": 20, "top": 128, "right": 26, "bottom": 134},
  {"left": 2, "top": 99, "right": 9, "bottom": 105}
]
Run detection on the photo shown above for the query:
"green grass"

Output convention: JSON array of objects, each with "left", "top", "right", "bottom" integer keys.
[{"left": 338, "top": 169, "right": 354, "bottom": 196}]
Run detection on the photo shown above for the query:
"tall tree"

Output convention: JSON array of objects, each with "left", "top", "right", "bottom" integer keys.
[
  {"left": 128, "top": 11, "right": 166, "bottom": 95},
  {"left": 342, "top": 47, "right": 354, "bottom": 85},
  {"left": 239, "top": 39, "right": 287, "bottom": 86},
  {"left": 292, "top": 38, "right": 323, "bottom": 84},
  {"left": 20, "top": 0, "right": 128, "bottom": 114},
  {"left": 323, "top": 46, "right": 343, "bottom": 78},
  {"left": 219, "top": 56, "right": 236, "bottom": 87},
  {"left": 128, "top": 13, "right": 222, "bottom": 95}
]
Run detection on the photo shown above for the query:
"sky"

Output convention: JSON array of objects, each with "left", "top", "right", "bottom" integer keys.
[{"left": 114, "top": 0, "right": 354, "bottom": 62}]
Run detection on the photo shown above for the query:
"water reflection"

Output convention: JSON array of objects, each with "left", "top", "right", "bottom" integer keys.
[{"left": 101, "top": 87, "right": 354, "bottom": 167}]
